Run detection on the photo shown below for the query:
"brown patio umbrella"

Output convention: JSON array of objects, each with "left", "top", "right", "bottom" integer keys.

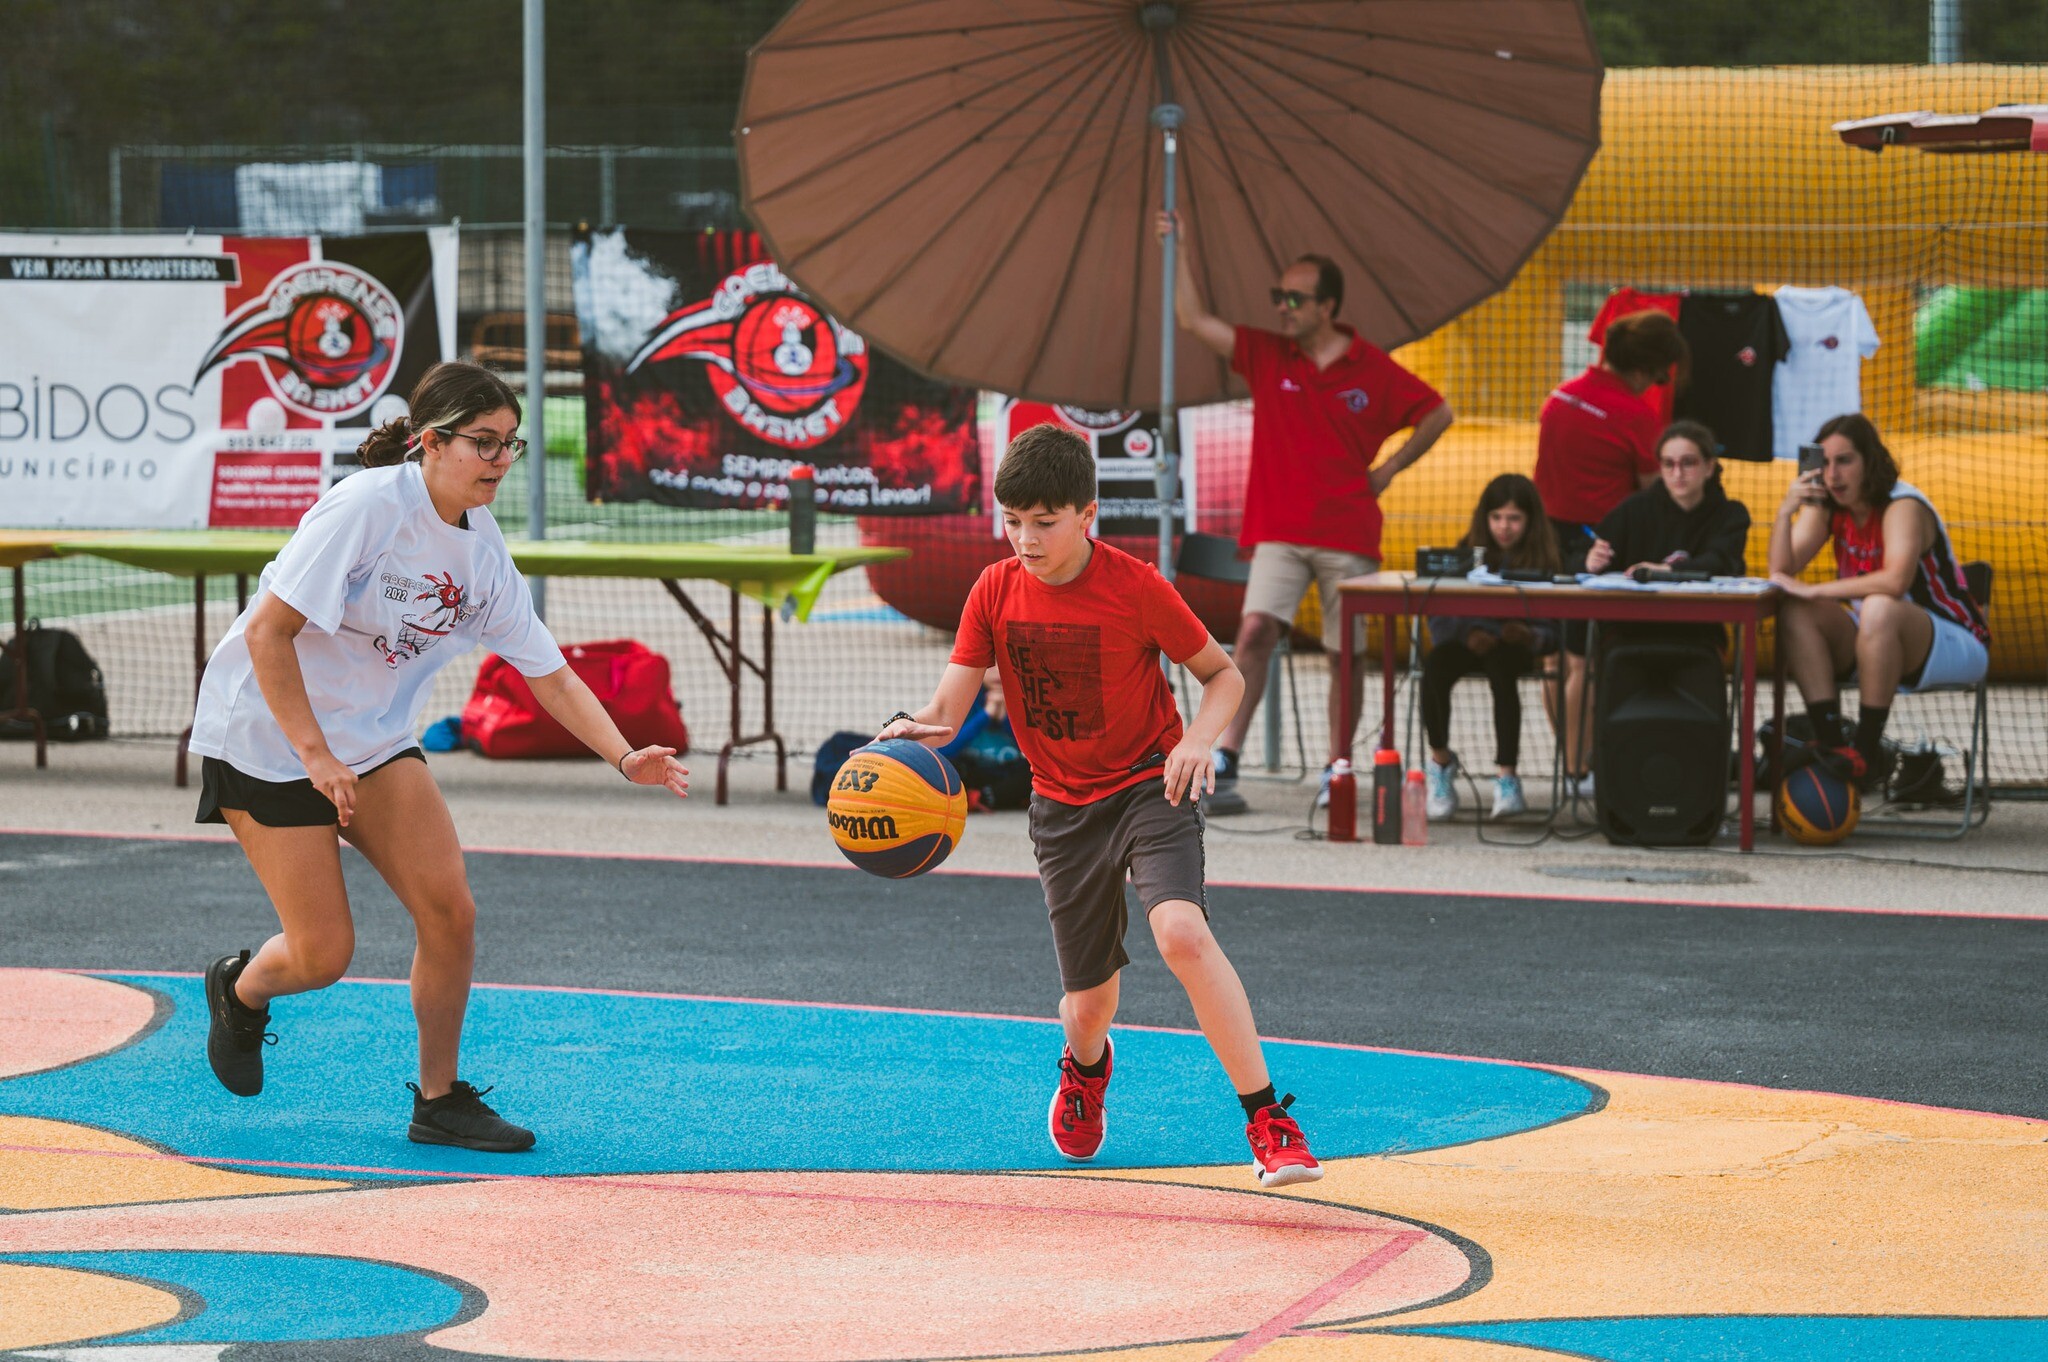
[
  {"left": 739, "top": 1, "right": 1600, "bottom": 571},
  {"left": 738, "top": 0, "right": 1601, "bottom": 411}
]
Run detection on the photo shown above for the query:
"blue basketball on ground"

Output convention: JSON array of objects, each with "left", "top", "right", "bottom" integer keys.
[
  {"left": 1777, "top": 762, "right": 1860, "bottom": 846},
  {"left": 826, "top": 738, "right": 967, "bottom": 878}
]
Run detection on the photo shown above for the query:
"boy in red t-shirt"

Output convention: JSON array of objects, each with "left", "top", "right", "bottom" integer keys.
[{"left": 879, "top": 424, "right": 1322, "bottom": 1188}]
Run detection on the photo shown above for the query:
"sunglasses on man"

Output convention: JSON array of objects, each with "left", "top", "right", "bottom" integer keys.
[{"left": 1269, "top": 288, "right": 1327, "bottom": 311}]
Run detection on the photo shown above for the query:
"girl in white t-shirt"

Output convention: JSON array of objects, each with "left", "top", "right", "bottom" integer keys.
[{"left": 191, "top": 361, "right": 688, "bottom": 1152}]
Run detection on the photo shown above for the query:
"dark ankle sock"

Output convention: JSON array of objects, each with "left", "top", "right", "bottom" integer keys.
[
  {"left": 1071, "top": 1047, "right": 1108, "bottom": 1078},
  {"left": 1855, "top": 704, "right": 1890, "bottom": 761},
  {"left": 1215, "top": 747, "right": 1239, "bottom": 779},
  {"left": 1239, "top": 1083, "right": 1278, "bottom": 1118},
  {"left": 1808, "top": 699, "right": 1846, "bottom": 748}
]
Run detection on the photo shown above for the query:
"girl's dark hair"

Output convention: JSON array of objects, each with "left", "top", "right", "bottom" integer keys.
[
  {"left": 1656, "top": 419, "right": 1723, "bottom": 484},
  {"left": 1601, "top": 309, "right": 1689, "bottom": 387},
  {"left": 994, "top": 422, "right": 1096, "bottom": 512},
  {"left": 1460, "top": 473, "right": 1559, "bottom": 573},
  {"left": 1814, "top": 411, "right": 1900, "bottom": 506},
  {"left": 356, "top": 361, "right": 523, "bottom": 468}
]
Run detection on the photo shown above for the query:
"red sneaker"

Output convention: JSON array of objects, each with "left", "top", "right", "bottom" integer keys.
[
  {"left": 1048, "top": 1037, "right": 1111, "bottom": 1162},
  {"left": 1247, "top": 1095, "right": 1323, "bottom": 1187}
]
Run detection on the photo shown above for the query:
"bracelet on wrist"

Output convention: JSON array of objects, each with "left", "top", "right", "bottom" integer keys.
[
  {"left": 886, "top": 711, "right": 915, "bottom": 729},
  {"left": 616, "top": 750, "right": 632, "bottom": 778}
]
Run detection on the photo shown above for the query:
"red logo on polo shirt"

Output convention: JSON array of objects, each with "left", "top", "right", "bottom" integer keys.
[
  {"left": 1821, "top": 335, "right": 1841, "bottom": 349},
  {"left": 1737, "top": 346, "right": 1758, "bottom": 367}
]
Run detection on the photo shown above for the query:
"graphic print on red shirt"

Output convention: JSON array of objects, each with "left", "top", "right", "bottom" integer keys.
[
  {"left": 1231, "top": 324, "right": 1443, "bottom": 561},
  {"left": 1006, "top": 622, "right": 1106, "bottom": 741},
  {"left": 950, "top": 542, "right": 1211, "bottom": 804}
]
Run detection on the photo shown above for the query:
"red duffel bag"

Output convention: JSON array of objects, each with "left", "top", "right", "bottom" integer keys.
[{"left": 462, "top": 639, "right": 689, "bottom": 760}]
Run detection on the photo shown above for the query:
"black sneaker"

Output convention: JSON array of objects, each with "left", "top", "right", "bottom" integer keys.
[
  {"left": 1207, "top": 749, "right": 1249, "bottom": 816},
  {"left": 204, "top": 950, "right": 274, "bottom": 1097},
  {"left": 407, "top": 1080, "right": 536, "bottom": 1153}
]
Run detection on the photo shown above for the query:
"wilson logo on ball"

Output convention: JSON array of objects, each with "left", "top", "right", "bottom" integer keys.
[
  {"left": 194, "top": 260, "right": 404, "bottom": 421},
  {"left": 828, "top": 810, "right": 900, "bottom": 841},
  {"left": 627, "top": 261, "right": 868, "bottom": 450}
]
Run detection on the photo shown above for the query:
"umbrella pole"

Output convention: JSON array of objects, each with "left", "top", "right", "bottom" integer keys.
[
  {"left": 1153, "top": 101, "right": 1184, "bottom": 587},
  {"left": 1146, "top": 1, "right": 1185, "bottom": 589}
]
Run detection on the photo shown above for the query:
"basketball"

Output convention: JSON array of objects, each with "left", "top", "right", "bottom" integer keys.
[
  {"left": 1776, "top": 763, "right": 1860, "bottom": 846},
  {"left": 827, "top": 738, "right": 967, "bottom": 878}
]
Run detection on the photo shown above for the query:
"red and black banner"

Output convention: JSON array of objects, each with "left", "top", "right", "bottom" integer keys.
[{"left": 573, "top": 227, "right": 979, "bottom": 515}]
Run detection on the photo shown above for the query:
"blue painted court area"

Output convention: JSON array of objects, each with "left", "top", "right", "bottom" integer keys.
[
  {"left": 0, "top": 974, "right": 1595, "bottom": 1178},
  {"left": 1388, "top": 1316, "right": 2048, "bottom": 1360},
  {"left": 0, "top": 1250, "right": 464, "bottom": 1344}
]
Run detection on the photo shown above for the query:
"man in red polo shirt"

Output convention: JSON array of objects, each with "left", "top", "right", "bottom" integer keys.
[{"left": 1159, "top": 212, "right": 1454, "bottom": 812}]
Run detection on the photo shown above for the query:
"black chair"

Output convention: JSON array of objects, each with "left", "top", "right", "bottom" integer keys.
[
  {"left": 1172, "top": 532, "right": 1307, "bottom": 774},
  {"left": 1856, "top": 559, "right": 1992, "bottom": 840}
]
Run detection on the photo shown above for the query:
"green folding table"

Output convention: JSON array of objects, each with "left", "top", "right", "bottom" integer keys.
[{"left": 53, "top": 533, "right": 908, "bottom": 803}]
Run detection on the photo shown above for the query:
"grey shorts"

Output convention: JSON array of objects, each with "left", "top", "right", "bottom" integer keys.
[{"left": 1028, "top": 779, "right": 1208, "bottom": 994}]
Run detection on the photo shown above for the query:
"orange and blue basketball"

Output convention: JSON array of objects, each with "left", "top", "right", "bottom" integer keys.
[
  {"left": 1777, "top": 762, "right": 1860, "bottom": 846},
  {"left": 827, "top": 738, "right": 967, "bottom": 878}
]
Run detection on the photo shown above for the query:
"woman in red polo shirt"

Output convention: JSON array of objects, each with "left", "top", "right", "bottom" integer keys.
[{"left": 1533, "top": 310, "right": 1689, "bottom": 790}]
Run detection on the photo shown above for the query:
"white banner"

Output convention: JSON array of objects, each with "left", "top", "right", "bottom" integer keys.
[{"left": 0, "top": 228, "right": 456, "bottom": 528}]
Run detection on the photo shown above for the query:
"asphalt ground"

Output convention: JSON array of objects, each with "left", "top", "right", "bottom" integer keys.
[{"left": 3, "top": 830, "right": 2040, "bottom": 1121}]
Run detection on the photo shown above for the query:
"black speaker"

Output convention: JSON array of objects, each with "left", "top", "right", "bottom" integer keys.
[{"left": 1594, "top": 641, "right": 1729, "bottom": 846}]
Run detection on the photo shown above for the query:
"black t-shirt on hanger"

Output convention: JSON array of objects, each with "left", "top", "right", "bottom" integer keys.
[{"left": 1674, "top": 293, "right": 1790, "bottom": 461}]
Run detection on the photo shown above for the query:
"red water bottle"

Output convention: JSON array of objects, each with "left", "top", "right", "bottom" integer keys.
[
  {"left": 1326, "top": 757, "right": 1356, "bottom": 842},
  {"left": 1402, "top": 768, "right": 1429, "bottom": 846},
  {"left": 1371, "top": 748, "right": 1403, "bottom": 844}
]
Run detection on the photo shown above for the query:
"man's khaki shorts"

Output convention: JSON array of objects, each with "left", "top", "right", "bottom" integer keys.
[{"left": 1242, "top": 542, "right": 1380, "bottom": 654}]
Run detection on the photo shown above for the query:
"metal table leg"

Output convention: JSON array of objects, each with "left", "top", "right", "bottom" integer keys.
[
  {"left": 176, "top": 575, "right": 206, "bottom": 788},
  {"left": 659, "top": 579, "right": 789, "bottom": 806},
  {"left": 5, "top": 563, "right": 46, "bottom": 768},
  {"left": 1738, "top": 615, "right": 1758, "bottom": 852}
]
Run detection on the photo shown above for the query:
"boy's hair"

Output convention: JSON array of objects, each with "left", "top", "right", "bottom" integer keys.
[{"left": 994, "top": 422, "right": 1096, "bottom": 512}]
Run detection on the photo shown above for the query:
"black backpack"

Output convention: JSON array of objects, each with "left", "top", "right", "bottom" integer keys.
[{"left": 0, "top": 622, "right": 109, "bottom": 741}]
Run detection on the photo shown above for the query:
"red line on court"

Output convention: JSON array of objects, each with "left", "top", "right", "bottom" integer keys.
[
  {"left": 1208, "top": 1230, "right": 1426, "bottom": 1360},
  {"left": 60, "top": 967, "right": 2048, "bottom": 1129},
  {"left": 3, "top": 822, "right": 2040, "bottom": 921},
  {"left": 0, "top": 1140, "right": 1382, "bottom": 1236}
]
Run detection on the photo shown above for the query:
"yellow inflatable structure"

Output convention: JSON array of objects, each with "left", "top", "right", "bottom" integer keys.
[{"left": 1365, "top": 65, "right": 2048, "bottom": 679}]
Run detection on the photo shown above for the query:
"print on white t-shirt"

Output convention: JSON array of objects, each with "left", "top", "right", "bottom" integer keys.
[
  {"left": 188, "top": 461, "right": 566, "bottom": 782},
  {"left": 1772, "top": 286, "right": 1881, "bottom": 459}
]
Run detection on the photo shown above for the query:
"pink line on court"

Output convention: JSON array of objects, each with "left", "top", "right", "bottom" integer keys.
[
  {"left": 0, "top": 1139, "right": 1382, "bottom": 1236},
  {"left": 1207, "top": 1230, "right": 1427, "bottom": 1360},
  {"left": 5, "top": 823, "right": 2039, "bottom": 921},
  {"left": 59, "top": 967, "right": 2048, "bottom": 1129}
]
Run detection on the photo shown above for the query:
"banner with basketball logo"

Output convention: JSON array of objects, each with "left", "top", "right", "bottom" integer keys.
[
  {"left": 0, "top": 229, "right": 455, "bottom": 528},
  {"left": 573, "top": 227, "right": 978, "bottom": 515},
  {"left": 994, "top": 401, "right": 1196, "bottom": 540}
]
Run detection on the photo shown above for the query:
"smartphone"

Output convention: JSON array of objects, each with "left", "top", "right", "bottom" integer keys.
[{"left": 1797, "top": 442, "right": 1825, "bottom": 476}]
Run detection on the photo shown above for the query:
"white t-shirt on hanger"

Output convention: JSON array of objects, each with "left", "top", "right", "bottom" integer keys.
[
  {"left": 1772, "top": 286, "right": 1881, "bottom": 459},
  {"left": 189, "top": 461, "right": 566, "bottom": 782}
]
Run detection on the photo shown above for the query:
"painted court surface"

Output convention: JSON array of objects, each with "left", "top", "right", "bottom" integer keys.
[{"left": 0, "top": 831, "right": 2044, "bottom": 1360}]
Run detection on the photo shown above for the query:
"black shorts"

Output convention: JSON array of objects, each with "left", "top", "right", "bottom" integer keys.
[
  {"left": 1028, "top": 778, "right": 1208, "bottom": 994},
  {"left": 196, "top": 748, "right": 426, "bottom": 828}
]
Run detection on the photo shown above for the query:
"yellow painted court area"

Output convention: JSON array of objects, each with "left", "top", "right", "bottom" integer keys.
[{"left": 0, "top": 1260, "right": 181, "bottom": 1352}]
